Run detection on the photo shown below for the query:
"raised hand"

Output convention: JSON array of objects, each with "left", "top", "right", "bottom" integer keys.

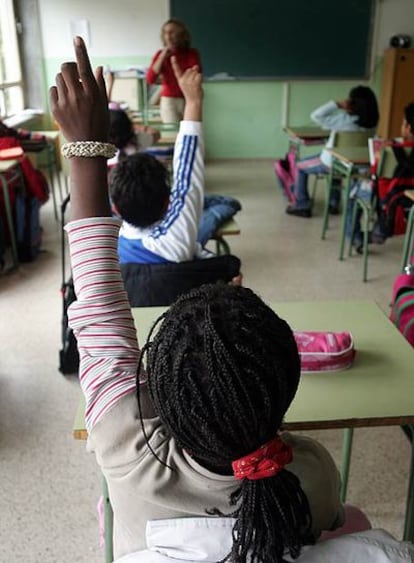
[
  {"left": 50, "top": 37, "right": 111, "bottom": 220},
  {"left": 50, "top": 36, "right": 109, "bottom": 143},
  {"left": 171, "top": 57, "right": 202, "bottom": 122},
  {"left": 171, "top": 57, "right": 202, "bottom": 106}
]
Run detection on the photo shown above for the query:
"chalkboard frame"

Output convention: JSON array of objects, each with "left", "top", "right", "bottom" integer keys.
[{"left": 170, "top": 0, "right": 376, "bottom": 80}]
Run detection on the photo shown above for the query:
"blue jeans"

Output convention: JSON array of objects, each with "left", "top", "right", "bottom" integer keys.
[
  {"left": 197, "top": 194, "right": 241, "bottom": 247},
  {"left": 292, "top": 156, "right": 341, "bottom": 210},
  {"left": 345, "top": 179, "right": 373, "bottom": 244}
]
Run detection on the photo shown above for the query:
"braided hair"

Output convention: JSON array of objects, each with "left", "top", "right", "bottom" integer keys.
[{"left": 141, "top": 283, "right": 313, "bottom": 562}]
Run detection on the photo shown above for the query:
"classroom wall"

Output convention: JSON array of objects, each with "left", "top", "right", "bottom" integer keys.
[{"left": 36, "top": 0, "right": 414, "bottom": 159}]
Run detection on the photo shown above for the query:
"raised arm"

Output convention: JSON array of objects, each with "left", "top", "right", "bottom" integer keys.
[
  {"left": 146, "top": 49, "right": 170, "bottom": 84},
  {"left": 50, "top": 38, "right": 139, "bottom": 433},
  {"left": 310, "top": 100, "right": 356, "bottom": 131},
  {"left": 50, "top": 37, "right": 110, "bottom": 220},
  {"left": 174, "top": 57, "right": 202, "bottom": 122},
  {"left": 146, "top": 58, "right": 205, "bottom": 261}
]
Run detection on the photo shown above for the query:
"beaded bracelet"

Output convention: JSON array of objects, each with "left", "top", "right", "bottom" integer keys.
[{"left": 61, "top": 141, "right": 117, "bottom": 159}]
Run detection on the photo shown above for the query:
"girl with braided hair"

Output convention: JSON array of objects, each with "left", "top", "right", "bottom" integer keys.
[{"left": 53, "top": 37, "right": 414, "bottom": 563}]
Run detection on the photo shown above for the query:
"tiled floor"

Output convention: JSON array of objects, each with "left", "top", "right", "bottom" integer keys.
[{"left": 0, "top": 159, "right": 411, "bottom": 562}]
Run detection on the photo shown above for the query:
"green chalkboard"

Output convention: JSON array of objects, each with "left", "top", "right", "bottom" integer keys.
[{"left": 170, "top": 0, "right": 375, "bottom": 79}]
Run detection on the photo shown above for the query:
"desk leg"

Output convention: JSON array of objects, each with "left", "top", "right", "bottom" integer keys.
[
  {"left": 288, "top": 139, "right": 300, "bottom": 160},
  {"left": 214, "top": 237, "right": 231, "bottom": 256},
  {"left": 340, "top": 427, "right": 354, "bottom": 503},
  {"left": 321, "top": 164, "right": 335, "bottom": 239},
  {"left": 339, "top": 169, "right": 353, "bottom": 261},
  {"left": 403, "top": 437, "right": 414, "bottom": 541},
  {"left": 103, "top": 478, "right": 114, "bottom": 563},
  {"left": 401, "top": 205, "right": 414, "bottom": 270}
]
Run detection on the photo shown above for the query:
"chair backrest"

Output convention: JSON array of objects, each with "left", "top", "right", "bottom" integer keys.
[
  {"left": 377, "top": 146, "right": 398, "bottom": 178},
  {"left": 121, "top": 254, "right": 241, "bottom": 307},
  {"left": 377, "top": 145, "right": 414, "bottom": 178},
  {"left": 333, "top": 130, "right": 371, "bottom": 149}
]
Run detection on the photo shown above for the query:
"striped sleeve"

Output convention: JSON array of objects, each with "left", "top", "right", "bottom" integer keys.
[
  {"left": 65, "top": 217, "right": 139, "bottom": 432},
  {"left": 143, "top": 120, "right": 205, "bottom": 262}
]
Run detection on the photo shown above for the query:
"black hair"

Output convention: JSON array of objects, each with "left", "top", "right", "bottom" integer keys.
[
  {"left": 109, "top": 109, "right": 136, "bottom": 152},
  {"left": 404, "top": 102, "right": 414, "bottom": 133},
  {"left": 109, "top": 153, "right": 170, "bottom": 228},
  {"left": 348, "top": 85, "right": 379, "bottom": 129},
  {"left": 141, "top": 283, "right": 313, "bottom": 562}
]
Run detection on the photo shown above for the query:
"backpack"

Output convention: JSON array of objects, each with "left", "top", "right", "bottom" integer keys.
[
  {"left": 0, "top": 136, "right": 49, "bottom": 203},
  {"left": 273, "top": 151, "right": 298, "bottom": 203},
  {"left": 389, "top": 272, "right": 414, "bottom": 347},
  {"left": 59, "top": 276, "right": 79, "bottom": 374},
  {"left": 59, "top": 195, "right": 79, "bottom": 375},
  {"left": 376, "top": 144, "right": 414, "bottom": 238}
]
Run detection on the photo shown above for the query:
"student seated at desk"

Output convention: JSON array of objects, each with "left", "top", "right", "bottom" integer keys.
[
  {"left": 347, "top": 102, "right": 414, "bottom": 253},
  {"left": 54, "top": 37, "right": 414, "bottom": 563},
  {"left": 286, "top": 86, "right": 379, "bottom": 218},
  {"left": 107, "top": 107, "right": 161, "bottom": 156},
  {"left": 0, "top": 119, "right": 47, "bottom": 151},
  {"left": 108, "top": 76, "right": 241, "bottom": 263}
]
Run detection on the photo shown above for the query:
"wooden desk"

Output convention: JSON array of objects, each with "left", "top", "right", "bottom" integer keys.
[
  {"left": 324, "top": 147, "right": 370, "bottom": 261},
  {"left": 284, "top": 126, "right": 329, "bottom": 158},
  {"left": 73, "top": 299, "right": 414, "bottom": 540},
  {"left": 109, "top": 69, "right": 149, "bottom": 123},
  {"left": 0, "top": 159, "right": 23, "bottom": 270},
  {"left": 32, "top": 130, "right": 63, "bottom": 220},
  {"left": 158, "top": 131, "right": 178, "bottom": 146}
]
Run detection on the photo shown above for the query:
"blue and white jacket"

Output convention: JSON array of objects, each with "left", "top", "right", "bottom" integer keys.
[{"left": 118, "top": 121, "right": 206, "bottom": 264}]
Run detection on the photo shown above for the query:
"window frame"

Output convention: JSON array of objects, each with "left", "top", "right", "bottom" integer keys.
[{"left": 0, "top": 0, "right": 25, "bottom": 118}]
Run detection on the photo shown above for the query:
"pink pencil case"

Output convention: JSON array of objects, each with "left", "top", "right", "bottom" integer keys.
[{"left": 294, "top": 331, "right": 356, "bottom": 372}]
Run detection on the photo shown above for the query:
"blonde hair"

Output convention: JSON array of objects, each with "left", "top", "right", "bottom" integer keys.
[{"left": 161, "top": 18, "right": 191, "bottom": 49}]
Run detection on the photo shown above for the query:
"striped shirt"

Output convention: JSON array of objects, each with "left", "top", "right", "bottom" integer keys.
[{"left": 66, "top": 218, "right": 139, "bottom": 432}]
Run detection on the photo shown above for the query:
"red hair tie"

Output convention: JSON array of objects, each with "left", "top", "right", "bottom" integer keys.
[{"left": 232, "top": 436, "right": 293, "bottom": 481}]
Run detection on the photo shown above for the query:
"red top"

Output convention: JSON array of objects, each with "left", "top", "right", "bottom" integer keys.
[{"left": 146, "top": 48, "right": 201, "bottom": 98}]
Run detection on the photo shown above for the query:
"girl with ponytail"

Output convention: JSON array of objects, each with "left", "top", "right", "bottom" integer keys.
[{"left": 54, "top": 37, "right": 345, "bottom": 563}]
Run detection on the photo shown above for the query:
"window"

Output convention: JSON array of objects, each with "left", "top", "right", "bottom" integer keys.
[{"left": 0, "top": 0, "right": 24, "bottom": 117}]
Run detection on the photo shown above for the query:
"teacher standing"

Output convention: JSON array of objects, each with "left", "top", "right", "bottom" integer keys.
[{"left": 146, "top": 19, "right": 201, "bottom": 124}]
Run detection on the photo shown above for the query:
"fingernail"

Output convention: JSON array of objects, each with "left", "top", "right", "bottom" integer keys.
[{"left": 74, "top": 36, "right": 82, "bottom": 46}]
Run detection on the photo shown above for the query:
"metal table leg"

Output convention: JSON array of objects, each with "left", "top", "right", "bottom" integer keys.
[
  {"left": 403, "top": 439, "right": 414, "bottom": 541},
  {"left": 339, "top": 166, "right": 353, "bottom": 260},
  {"left": 340, "top": 427, "right": 354, "bottom": 503},
  {"left": 103, "top": 478, "right": 114, "bottom": 563}
]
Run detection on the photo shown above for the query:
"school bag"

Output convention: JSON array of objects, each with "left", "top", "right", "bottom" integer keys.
[
  {"left": 273, "top": 151, "right": 298, "bottom": 203},
  {"left": 376, "top": 143, "right": 414, "bottom": 238},
  {"left": 59, "top": 195, "right": 79, "bottom": 375},
  {"left": 294, "top": 331, "right": 356, "bottom": 372},
  {"left": 0, "top": 138, "right": 48, "bottom": 263},
  {"left": 389, "top": 270, "right": 414, "bottom": 347}
]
